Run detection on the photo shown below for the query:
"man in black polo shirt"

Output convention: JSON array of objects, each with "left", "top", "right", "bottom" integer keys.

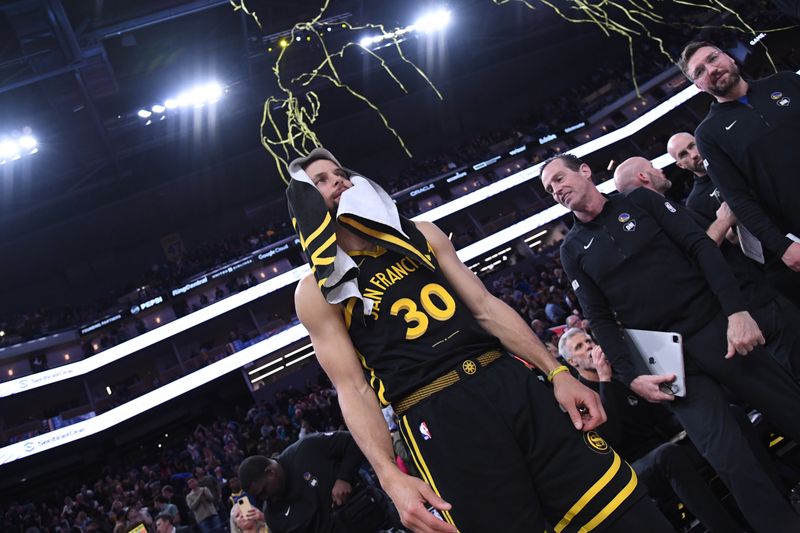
[
  {"left": 617, "top": 147, "right": 800, "bottom": 381},
  {"left": 541, "top": 153, "right": 800, "bottom": 533},
  {"left": 679, "top": 41, "right": 800, "bottom": 303}
]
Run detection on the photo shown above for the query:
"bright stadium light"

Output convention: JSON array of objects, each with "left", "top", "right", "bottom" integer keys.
[
  {"left": 0, "top": 139, "right": 20, "bottom": 159},
  {"left": 203, "top": 81, "right": 224, "bottom": 103},
  {"left": 360, "top": 36, "right": 376, "bottom": 47},
  {"left": 413, "top": 9, "right": 451, "bottom": 33},
  {"left": 18, "top": 135, "right": 37, "bottom": 151},
  {"left": 136, "top": 81, "right": 225, "bottom": 121}
]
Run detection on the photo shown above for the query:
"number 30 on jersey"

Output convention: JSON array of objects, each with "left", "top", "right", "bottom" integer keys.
[{"left": 390, "top": 283, "right": 456, "bottom": 340}]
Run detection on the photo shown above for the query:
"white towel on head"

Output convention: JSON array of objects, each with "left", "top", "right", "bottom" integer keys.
[{"left": 287, "top": 148, "right": 413, "bottom": 315}]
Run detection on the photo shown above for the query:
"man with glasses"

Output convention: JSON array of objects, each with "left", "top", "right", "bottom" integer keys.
[{"left": 679, "top": 41, "right": 800, "bottom": 304}]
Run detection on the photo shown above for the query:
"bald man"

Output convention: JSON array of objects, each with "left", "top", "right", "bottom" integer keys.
[
  {"left": 612, "top": 157, "right": 672, "bottom": 196},
  {"left": 666, "top": 133, "right": 738, "bottom": 246},
  {"left": 663, "top": 134, "right": 800, "bottom": 382}
]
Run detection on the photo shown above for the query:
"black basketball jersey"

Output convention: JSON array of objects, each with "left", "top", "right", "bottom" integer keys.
[{"left": 344, "top": 243, "right": 500, "bottom": 406}]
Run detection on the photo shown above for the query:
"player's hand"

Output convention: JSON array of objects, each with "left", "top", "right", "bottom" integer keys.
[
  {"left": 552, "top": 372, "right": 607, "bottom": 431},
  {"left": 726, "top": 310, "right": 765, "bottom": 358},
  {"left": 630, "top": 374, "right": 676, "bottom": 403},
  {"left": 781, "top": 242, "right": 800, "bottom": 272},
  {"left": 382, "top": 471, "right": 456, "bottom": 533},
  {"left": 331, "top": 479, "right": 352, "bottom": 506},
  {"left": 590, "top": 346, "right": 613, "bottom": 382},
  {"left": 715, "top": 202, "right": 736, "bottom": 227}
]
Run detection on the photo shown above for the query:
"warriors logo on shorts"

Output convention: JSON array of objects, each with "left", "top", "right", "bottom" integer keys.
[
  {"left": 462, "top": 360, "right": 477, "bottom": 375},
  {"left": 584, "top": 431, "right": 611, "bottom": 454}
]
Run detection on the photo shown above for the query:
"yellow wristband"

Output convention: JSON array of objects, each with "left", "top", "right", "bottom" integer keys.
[{"left": 547, "top": 365, "right": 570, "bottom": 383}]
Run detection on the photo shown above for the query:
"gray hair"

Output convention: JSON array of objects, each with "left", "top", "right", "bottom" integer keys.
[{"left": 558, "top": 327, "right": 588, "bottom": 358}]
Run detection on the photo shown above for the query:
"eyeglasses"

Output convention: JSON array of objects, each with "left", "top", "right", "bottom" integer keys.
[{"left": 690, "top": 51, "right": 721, "bottom": 82}]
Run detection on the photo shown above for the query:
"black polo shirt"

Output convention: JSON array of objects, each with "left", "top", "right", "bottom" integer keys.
[
  {"left": 695, "top": 71, "right": 800, "bottom": 257},
  {"left": 560, "top": 188, "right": 745, "bottom": 385}
]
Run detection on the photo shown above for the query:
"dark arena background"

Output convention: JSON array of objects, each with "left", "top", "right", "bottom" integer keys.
[{"left": 1, "top": 1, "right": 799, "bottom": 532}]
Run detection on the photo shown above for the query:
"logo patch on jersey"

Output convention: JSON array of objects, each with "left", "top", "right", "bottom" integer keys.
[
  {"left": 462, "top": 360, "right": 477, "bottom": 375},
  {"left": 627, "top": 395, "right": 639, "bottom": 407},
  {"left": 771, "top": 91, "right": 783, "bottom": 100},
  {"left": 623, "top": 220, "right": 637, "bottom": 232},
  {"left": 664, "top": 201, "right": 676, "bottom": 213},
  {"left": 419, "top": 421, "right": 432, "bottom": 441},
  {"left": 777, "top": 97, "right": 790, "bottom": 107},
  {"left": 617, "top": 213, "right": 631, "bottom": 223},
  {"left": 584, "top": 431, "right": 611, "bottom": 454},
  {"left": 571, "top": 279, "right": 580, "bottom": 291}
]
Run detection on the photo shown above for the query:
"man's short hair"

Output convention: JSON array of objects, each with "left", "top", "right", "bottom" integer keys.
[
  {"left": 541, "top": 153, "right": 584, "bottom": 176},
  {"left": 238, "top": 455, "right": 270, "bottom": 491},
  {"left": 559, "top": 327, "right": 588, "bottom": 358},
  {"left": 301, "top": 154, "right": 333, "bottom": 172},
  {"left": 678, "top": 41, "right": 720, "bottom": 78},
  {"left": 155, "top": 513, "right": 173, "bottom": 525}
]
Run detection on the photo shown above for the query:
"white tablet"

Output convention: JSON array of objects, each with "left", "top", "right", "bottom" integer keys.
[{"left": 624, "top": 328, "right": 687, "bottom": 397}]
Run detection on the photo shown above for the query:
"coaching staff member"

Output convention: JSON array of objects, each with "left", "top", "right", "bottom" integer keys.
[
  {"left": 617, "top": 151, "right": 800, "bottom": 380},
  {"left": 291, "top": 149, "right": 672, "bottom": 533},
  {"left": 542, "top": 153, "right": 800, "bottom": 533},
  {"left": 679, "top": 42, "right": 800, "bottom": 303},
  {"left": 237, "top": 431, "right": 384, "bottom": 533}
]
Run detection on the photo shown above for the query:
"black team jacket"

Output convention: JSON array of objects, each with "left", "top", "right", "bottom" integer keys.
[
  {"left": 560, "top": 189, "right": 745, "bottom": 386},
  {"left": 264, "top": 431, "right": 364, "bottom": 533},
  {"left": 694, "top": 71, "right": 800, "bottom": 258}
]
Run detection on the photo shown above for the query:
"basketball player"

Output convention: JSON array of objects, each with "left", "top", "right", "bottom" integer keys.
[{"left": 290, "top": 149, "right": 673, "bottom": 533}]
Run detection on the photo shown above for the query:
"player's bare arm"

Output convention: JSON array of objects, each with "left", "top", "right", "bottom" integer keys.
[
  {"left": 416, "top": 221, "right": 607, "bottom": 431},
  {"left": 294, "top": 275, "right": 456, "bottom": 533}
]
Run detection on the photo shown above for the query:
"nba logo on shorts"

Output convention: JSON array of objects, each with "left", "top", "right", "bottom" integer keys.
[{"left": 419, "top": 421, "right": 432, "bottom": 441}]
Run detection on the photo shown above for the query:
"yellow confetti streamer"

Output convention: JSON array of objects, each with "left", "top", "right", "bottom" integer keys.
[
  {"left": 229, "top": 0, "right": 261, "bottom": 30},
  {"left": 234, "top": 0, "right": 796, "bottom": 184},
  {"left": 237, "top": 0, "right": 443, "bottom": 184},
  {"left": 492, "top": 0, "right": 795, "bottom": 95}
]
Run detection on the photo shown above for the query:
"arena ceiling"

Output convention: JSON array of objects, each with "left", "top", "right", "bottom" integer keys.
[{"left": 0, "top": 0, "right": 622, "bottom": 242}]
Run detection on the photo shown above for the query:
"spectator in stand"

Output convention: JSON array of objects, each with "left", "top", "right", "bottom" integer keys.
[
  {"left": 154, "top": 495, "right": 179, "bottom": 523},
  {"left": 185, "top": 477, "right": 223, "bottom": 533},
  {"left": 566, "top": 314, "right": 582, "bottom": 329},
  {"left": 155, "top": 512, "right": 192, "bottom": 533}
]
